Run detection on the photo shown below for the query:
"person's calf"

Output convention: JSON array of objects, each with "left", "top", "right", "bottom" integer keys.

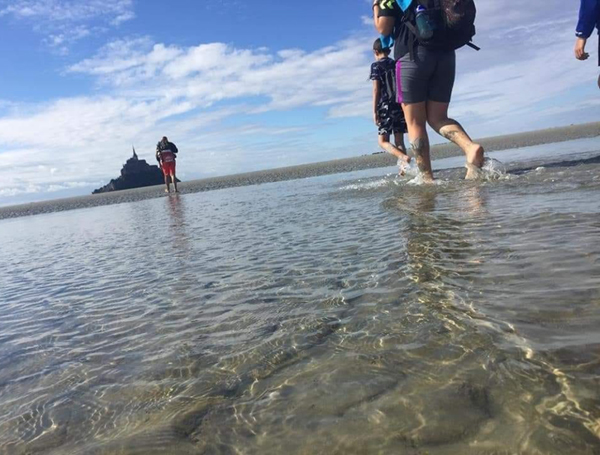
[
  {"left": 428, "top": 116, "right": 458, "bottom": 133},
  {"left": 437, "top": 119, "right": 469, "bottom": 143},
  {"left": 379, "top": 136, "right": 409, "bottom": 162},
  {"left": 437, "top": 120, "right": 485, "bottom": 168},
  {"left": 410, "top": 136, "right": 434, "bottom": 181},
  {"left": 393, "top": 131, "right": 407, "bottom": 154}
]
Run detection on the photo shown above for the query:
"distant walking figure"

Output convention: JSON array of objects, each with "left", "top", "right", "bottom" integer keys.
[
  {"left": 373, "top": 0, "right": 485, "bottom": 181},
  {"left": 575, "top": 0, "right": 600, "bottom": 89},
  {"left": 156, "top": 136, "right": 179, "bottom": 193}
]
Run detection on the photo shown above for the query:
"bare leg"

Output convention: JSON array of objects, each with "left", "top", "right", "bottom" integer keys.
[
  {"left": 378, "top": 133, "right": 411, "bottom": 163},
  {"left": 171, "top": 173, "right": 178, "bottom": 193},
  {"left": 426, "top": 100, "right": 484, "bottom": 179},
  {"left": 393, "top": 131, "right": 407, "bottom": 155},
  {"left": 164, "top": 173, "right": 170, "bottom": 193},
  {"left": 394, "top": 131, "right": 410, "bottom": 175},
  {"left": 402, "top": 101, "right": 434, "bottom": 182}
]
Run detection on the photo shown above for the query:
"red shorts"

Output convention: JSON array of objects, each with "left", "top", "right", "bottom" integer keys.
[{"left": 161, "top": 161, "right": 176, "bottom": 175}]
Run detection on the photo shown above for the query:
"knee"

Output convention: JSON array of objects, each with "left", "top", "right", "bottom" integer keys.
[
  {"left": 406, "top": 117, "right": 427, "bottom": 134},
  {"left": 427, "top": 113, "right": 448, "bottom": 131},
  {"left": 378, "top": 135, "right": 388, "bottom": 146}
]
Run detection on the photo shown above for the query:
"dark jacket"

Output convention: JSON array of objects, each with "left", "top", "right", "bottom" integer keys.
[
  {"left": 576, "top": 0, "right": 600, "bottom": 39},
  {"left": 156, "top": 141, "right": 178, "bottom": 163}
]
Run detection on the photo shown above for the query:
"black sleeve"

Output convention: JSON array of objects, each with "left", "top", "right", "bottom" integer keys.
[
  {"left": 377, "top": 0, "right": 401, "bottom": 18},
  {"left": 170, "top": 142, "right": 178, "bottom": 154},
  {"left": 369, "top": 62, "right": 380, "bottom": 81}
]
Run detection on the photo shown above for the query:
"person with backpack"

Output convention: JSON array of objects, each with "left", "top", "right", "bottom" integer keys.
[
  {"left": 156, "top": 136, "right": 179, "bottom": 193},
  {"left": 373, "top": 0, "right": 485, "bottom": 181},
  {"left": 574, "top": 0, "right": 600, "bottom": 89},
  {"left": 370, "top": 38, "right": 412, "bottom": 174}
]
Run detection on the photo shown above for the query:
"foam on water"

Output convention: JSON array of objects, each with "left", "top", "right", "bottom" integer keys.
[
  {"left": 339, "top": 176, "right": 393, "bottom": 191},
  {"left": 480, "top": 157, "right": 509, "bottom": 180}
]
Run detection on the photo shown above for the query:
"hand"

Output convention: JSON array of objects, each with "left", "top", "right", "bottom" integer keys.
[
  {"left": 373, "top": 113, "right": 380, "bottom": 126},
  {"left": 574, "top": 38, "right": 589, "bottom": 60}
]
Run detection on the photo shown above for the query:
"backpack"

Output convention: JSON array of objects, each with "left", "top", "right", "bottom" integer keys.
[{"left": 402, "top": 0, "right": 480, "bottom": 57}]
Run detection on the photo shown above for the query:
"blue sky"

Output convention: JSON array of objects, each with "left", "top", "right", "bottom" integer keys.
[{"left": 0, "top": 0, "right": 598, "bottom": 206}]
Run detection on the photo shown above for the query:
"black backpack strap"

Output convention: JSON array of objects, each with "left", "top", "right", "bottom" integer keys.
[
  {"left": 466, "top": 42, "right": 481, "bottom": 51},
  {"left": 404, "top": 19, "right": 419, "bottom": 37},
  {"left": 403, "top": 20, "right": 419, "bottom": 61}
]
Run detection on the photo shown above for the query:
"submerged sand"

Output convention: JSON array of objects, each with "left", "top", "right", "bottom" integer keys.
[{"left": 1, "top": 121, "right": 598, "bottom": 220}]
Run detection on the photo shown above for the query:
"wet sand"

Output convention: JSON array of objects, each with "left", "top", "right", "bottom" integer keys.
[{"left": 1, "top": 121, "right": 598, "bottom": 220}]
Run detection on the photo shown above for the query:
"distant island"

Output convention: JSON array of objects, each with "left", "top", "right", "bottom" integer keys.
[{"left": 93, "top": 149, "right": 166, "bottom": 194}]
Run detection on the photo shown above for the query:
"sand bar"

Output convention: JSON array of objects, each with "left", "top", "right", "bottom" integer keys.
[{"left": 1, "top": 121, "right": 598, "bottom": 220}]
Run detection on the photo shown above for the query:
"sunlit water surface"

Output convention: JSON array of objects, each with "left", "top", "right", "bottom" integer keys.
[{"left": 1, "top": 139, "right": 600, "bottom": 454}]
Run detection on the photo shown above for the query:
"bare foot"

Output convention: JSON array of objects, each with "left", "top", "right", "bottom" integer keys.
[
  {"left": 466, "top": 143, "right": 484, "bottom": 167},
  {"left": 465, "top": 163, "right": 484, "bottom": 180},
  {"left": 165, "top": 188, "right": 170, "bottom": 193},
  {"left": 465, "top": 143, "right": 484, "bottom": 179}
]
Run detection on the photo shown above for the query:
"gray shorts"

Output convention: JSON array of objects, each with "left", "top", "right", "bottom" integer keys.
[{"left": 397, "top": 47, "right": 456, "bottom": 104}]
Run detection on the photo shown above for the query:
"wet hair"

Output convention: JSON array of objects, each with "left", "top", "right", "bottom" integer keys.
[{"left": 373, "top": 38, "right": 391, "bottom": 56}]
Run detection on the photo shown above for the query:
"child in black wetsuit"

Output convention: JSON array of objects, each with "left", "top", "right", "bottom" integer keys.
[{"left": 370, "top": 38, "right": 411, "bottom": 174}]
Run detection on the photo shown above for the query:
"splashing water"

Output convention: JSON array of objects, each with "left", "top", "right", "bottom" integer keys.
[
  {"left": 480, "top": 158, "right": 508, "bottom": 180},
  {"left": 397, "top": 159, "right": 447, "bottom": 186},
  {"left": 398, "top": 158, "right": 419, "bottom": 178},
  {"left": 340, "top": 178, "right": 391, "bottom": 191}
]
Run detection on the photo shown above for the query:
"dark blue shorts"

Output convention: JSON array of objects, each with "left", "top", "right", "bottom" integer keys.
[
  {"left": 397, "top": 47, "right": 456, "bottom": 104},
  {"left": 377, "top": 102, "right": 407, "bottom": 136}
]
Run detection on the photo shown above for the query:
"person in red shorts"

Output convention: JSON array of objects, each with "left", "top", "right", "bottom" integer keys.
[{"left": 156, "top": 136, "right": 179, "bottom": 193}]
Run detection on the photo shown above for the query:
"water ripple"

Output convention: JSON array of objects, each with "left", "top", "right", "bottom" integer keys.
[{"left": 1, "top": 148, "right": 599, "bottom": 454}]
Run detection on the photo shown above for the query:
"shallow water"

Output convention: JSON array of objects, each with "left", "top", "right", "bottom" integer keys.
[{"left": 1, "top": 139, "right": 600, "bottom": 454}]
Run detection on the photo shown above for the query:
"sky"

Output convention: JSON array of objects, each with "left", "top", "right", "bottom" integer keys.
[{"left": 0, "top": 0, "right": 598, "bottom": 206}]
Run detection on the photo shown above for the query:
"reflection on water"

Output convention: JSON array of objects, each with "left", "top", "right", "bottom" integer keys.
[{"left": 1, "top": 146, "right": 600, "bottom": 454}]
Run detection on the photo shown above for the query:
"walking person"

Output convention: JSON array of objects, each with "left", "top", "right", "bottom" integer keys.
[
  {"left": 373, "top": 0, "right": 485, "bottom": 181},
  {"left": 370, "top": 38, "right": 412, "bottom": 174},
  {"left": 574, "top": 0, "right": 600, "bottom": 89},
  {"left": 156, "top": 136, "right": 179, "bottom": 193}
]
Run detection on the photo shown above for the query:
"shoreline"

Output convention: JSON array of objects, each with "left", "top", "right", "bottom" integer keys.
[{"left": 1, "top": 121, "right": 599, "bottom": 220}]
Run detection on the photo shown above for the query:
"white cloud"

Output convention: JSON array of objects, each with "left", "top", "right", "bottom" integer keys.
[
  {"left": 0, "top": 0, "right": 135, "bottom": 51},
  {"left": 0, "top": 0, "right": 134, "bottom": 23},
  {"left": 68, "top": 36, "right": 372, "bottom": 114}
]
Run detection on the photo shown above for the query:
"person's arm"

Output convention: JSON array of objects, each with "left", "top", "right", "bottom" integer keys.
[
  {"left": 576, "top": 0, "right": 599, "bottom": 38},
  {"left": 372, "top": 0, "right": 397, "bottom": 36},
  {"left": 575, "top": 0, "right": 600, "bottom": 59},
  {"left": 170, "top": 142, "right": 179, "bottom": 154},
  {"left": 373, "top": 80, "right": 381, "bottom": 125}
]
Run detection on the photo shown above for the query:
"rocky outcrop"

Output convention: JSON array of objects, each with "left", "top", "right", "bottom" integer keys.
[{"left": 93, "top": 149, "right": 167, "bottom": 194}]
